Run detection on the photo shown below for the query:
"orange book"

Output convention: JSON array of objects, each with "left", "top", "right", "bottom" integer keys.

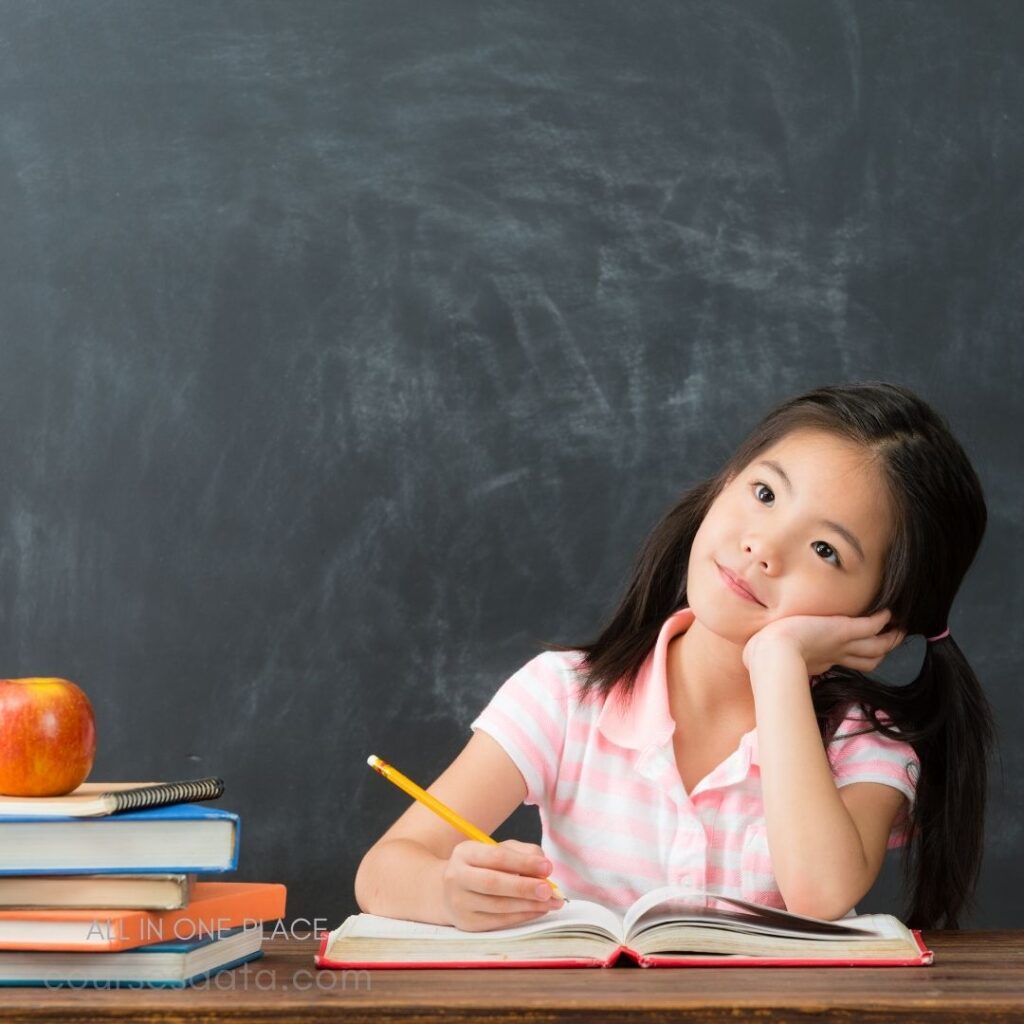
[{"left": 0, "top": 881, "right": 286, "bottom": 952}]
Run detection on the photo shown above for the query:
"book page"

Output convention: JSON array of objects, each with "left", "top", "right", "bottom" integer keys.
[
  {"left": 336, "top": 899, "right": 627, "bottom": 944},
  {"left": 623, "top": 887, "right": 885, "bottom": 943}
]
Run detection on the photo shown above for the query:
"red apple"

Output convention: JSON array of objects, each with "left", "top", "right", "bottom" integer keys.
[{"left": 0, "top": 678, "right": 97, "bottom": 796}]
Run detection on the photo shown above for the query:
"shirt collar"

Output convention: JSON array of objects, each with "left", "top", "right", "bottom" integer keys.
[
  {"left": 596, "top": 607, "right": 695, "bottom": 751},
  {"left": 595, "top": 606, "right": 762, "bottom": 767}
]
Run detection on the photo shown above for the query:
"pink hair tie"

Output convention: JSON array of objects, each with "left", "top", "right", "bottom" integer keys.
[{"left": 926, "top": 627, "right": 950, "bottom": 643}]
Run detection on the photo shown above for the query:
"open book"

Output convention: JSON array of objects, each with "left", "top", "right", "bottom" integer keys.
[{"left": 316, "top": 886, "right": 933, "bottom": 969}]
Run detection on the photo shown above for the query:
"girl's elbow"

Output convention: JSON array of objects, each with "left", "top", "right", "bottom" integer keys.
[
  {"left": 783, "top": 891, "right": 855, "bottom": 921},
  {"left": 776, "top": 851, "right": 874, "bottom": 921},
  {"left": 780, "top": 874, "right": 863, "bottom": 921}
]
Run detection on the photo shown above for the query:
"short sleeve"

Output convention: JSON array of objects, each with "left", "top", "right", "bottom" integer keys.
[
  {"left": 827, "top": 707, "right": 920, "bottom": 849},
  {"left": 469, "top": 651, "right": 573, "bottom": 808}
]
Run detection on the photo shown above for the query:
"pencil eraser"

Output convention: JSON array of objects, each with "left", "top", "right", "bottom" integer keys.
[{"left": 367, "top": 754, "right": 380, "bottom": 768}]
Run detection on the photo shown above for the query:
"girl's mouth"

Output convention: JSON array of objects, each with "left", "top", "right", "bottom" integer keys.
[{"left": 717, "top": 563, "right": 764, "bottom": 606}]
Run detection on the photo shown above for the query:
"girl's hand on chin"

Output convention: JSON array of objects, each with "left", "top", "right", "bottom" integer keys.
[{"left": 742, "top": 609, "right": 906, "bottom": 678}]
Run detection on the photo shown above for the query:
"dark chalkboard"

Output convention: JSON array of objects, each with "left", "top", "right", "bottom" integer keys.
[{"left": 0, "top": 0, "right": 1020, "bottom": 929}]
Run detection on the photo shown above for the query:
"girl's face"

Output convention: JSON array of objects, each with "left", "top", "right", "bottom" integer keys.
[{"left": 687, "top": 428, "right": 894, "bottom": 644}]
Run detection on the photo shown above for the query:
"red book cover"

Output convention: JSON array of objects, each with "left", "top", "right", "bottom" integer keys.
[{"left": 315, "top": 930, "right": 934, "bottom": 969}]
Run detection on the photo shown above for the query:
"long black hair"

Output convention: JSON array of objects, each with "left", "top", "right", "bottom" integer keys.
[{"left": 545, "top": 381, "right": 995, "bottom": 929}]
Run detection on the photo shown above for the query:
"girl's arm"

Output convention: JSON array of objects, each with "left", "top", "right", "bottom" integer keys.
[
  {"left": 354, "top": 730, "right": 556, "bottom": 927},
  {"left": 749, "top": 644, "right": 907, "bottom": 920}
]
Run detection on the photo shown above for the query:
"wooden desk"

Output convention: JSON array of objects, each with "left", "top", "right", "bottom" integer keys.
[{"left": 0, "top": 932, "right": 1021, "bottom": 1022}]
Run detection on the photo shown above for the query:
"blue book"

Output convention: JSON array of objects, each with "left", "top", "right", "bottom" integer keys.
[
  {"left": 0, "top": 803, "right": 240, "bottom": 875},
  {"left": 0, "top": 925, "right": 263, "bottom": 988}
]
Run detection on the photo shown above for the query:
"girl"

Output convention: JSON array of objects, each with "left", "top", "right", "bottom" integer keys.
[{"left": 355, "top": 381, "right": 994, "bottom": 932}]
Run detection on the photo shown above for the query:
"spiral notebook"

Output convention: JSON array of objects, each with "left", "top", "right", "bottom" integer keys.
[{"left": 0, "top": 779, "right": 224, "bottom": 818}]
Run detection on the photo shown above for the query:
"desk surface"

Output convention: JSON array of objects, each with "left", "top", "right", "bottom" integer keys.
[{"left": 0, "top": 932, "right": 1022, "bottom": 1022}]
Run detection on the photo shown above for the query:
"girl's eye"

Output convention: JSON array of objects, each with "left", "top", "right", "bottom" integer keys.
[
  {"left": 750, "top": 483, "right": 843, "bottom": 568},
  {"left": 811, "top": 544, "right": 843, "bottom": 569}
]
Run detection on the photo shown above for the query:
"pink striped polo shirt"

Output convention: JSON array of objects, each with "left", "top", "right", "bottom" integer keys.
[{"left": 470, "top": 607, "right": 919, "bottom": 914}]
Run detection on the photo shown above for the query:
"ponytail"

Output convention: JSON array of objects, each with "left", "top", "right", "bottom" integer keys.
[
  {"left": 810, "top": 635, "right": 996, "bottom": 929},
  {"left": 897, "top": 637, "right": 996, "bottom": 929}
]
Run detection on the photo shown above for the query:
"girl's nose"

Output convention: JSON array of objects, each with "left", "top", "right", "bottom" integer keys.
[{"left": 743, "top": 541, "right": 771, "bottom": 567}]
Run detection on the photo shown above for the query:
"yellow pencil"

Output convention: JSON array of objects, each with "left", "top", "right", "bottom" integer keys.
[{"left": 366, "top": 754, "right": 565, "bottom": 901}]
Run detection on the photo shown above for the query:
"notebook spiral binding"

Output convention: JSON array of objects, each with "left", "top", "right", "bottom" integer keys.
[{"left": 109, "top": 778, "right": 225, "bottom": 813}]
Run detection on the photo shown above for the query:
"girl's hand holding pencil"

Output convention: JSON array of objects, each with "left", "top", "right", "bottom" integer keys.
[
  {"left": 441, "top": 838, "right": 566, "bottom": 931},
  {"left": 367, "top": 754, "right": 566, "bottom": 932}
]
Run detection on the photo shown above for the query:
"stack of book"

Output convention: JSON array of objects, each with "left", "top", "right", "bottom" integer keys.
[{"left": 0, "top": 778, "right": 287, "bottom": 988}]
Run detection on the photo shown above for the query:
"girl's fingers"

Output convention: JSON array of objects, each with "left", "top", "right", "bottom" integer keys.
[
  {"left": 840, "top": 630, "right": 903, "bottom": 671},
  {"left": 848, "top": 630, "right": 905, "bottom": 664},
  {"left": 474, "top": 893, "right": 561, "bottom": 915},
  {"left": 466, "top": 864, "right": 561, "bottom": 906},
  {"left": 462, "top": 841, "right": 549, "bottom": 885},
  {"left": 467, "top": 882, "right": 564, "bottom": 916},
  {"left": 842, "top": 610, "right": 892, "bottom": 644},
  {"left": 843, "top": 655, "right": 883, "bottom": 672},
  {"left": 865, "top": 609, "right": 892, "bottom": 627}
]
